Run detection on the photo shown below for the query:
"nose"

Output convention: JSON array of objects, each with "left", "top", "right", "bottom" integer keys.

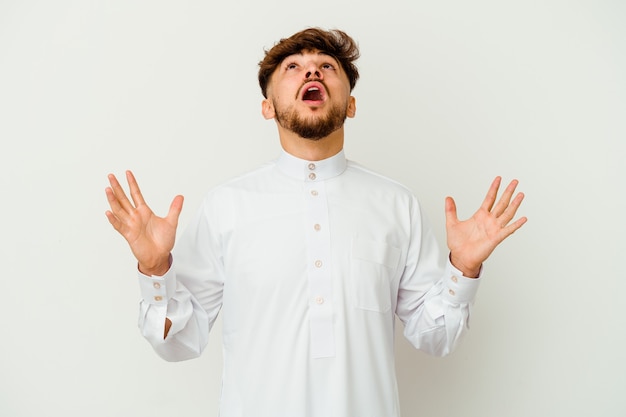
[{"left": 305, "top": 63, "right": 322, "bottom": 80}]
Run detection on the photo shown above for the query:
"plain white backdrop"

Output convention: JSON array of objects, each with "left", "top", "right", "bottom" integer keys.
[{"left": 1, "top": 0, "right": 624, "bottom": 416}]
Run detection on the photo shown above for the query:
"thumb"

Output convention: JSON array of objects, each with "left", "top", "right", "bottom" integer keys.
[
  {"left": 166, "top": 195, "right": 184, "bottom": 225},
  {"left": 444, "top": 196, "right": 458, "bottom": 227}
]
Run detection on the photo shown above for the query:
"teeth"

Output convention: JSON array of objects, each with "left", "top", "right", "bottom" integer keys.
[{"left": 308, "top": 87, "right": 319, "bottom": 92}]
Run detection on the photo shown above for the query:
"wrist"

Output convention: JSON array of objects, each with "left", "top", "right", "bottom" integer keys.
[
  {"left": 449, "top": 253, "right": 481, "bottom": 278},
  {"left": 138, "top": 254, "right": 171, "bottom": 276}
]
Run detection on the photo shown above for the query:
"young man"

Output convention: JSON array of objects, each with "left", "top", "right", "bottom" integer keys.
[{"left": 105, "top": 28, "right": 526, "bottom": 417}]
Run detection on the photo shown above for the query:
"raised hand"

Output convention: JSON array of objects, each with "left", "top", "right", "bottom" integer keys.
[
  {"left": 445, "top": 177, "right": 527, "bottom": 277},
  {"left": 105, "top": 170, "right": 184, "bottom": 276}
]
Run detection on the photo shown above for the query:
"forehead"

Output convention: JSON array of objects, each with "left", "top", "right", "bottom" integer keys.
[{"left": 280, "top": 49, "right": 339, "bottom": 64}]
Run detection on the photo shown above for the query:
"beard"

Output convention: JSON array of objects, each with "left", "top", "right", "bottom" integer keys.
[{"left": 273, "top": 100, "right": 348, "bottom": 141}]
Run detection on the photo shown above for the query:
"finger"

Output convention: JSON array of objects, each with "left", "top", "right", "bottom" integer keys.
[
  {"left": 126, "top": 170, "right": 147, "bottom": 208},
  {"left": 444, "top": 196, "right": 459, "bottom": 227},
  {"left": 165, "top": 195, "right": 184, "bottom": 226},
  {"left": 104, "top": 209, "right": 122, "bottom": 232},
  {"left": 498, "top": 191, "right": 525, "bottom": 227},
  {"left": 492, "top": 179, "right": 519, "bottom": 217},
  {"left": 108, "top": 173, "right": 134, "bottom": 211},
  {"left": 105, "top": 186, "right": 131, "bottom": 222},
  {"left": 500, "top": 215, "right": 528, "bottom": 240},
  {"left": 480, "top": 176, "right": 502, "bottom": 212}
]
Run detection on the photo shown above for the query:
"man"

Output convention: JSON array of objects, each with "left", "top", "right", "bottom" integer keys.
[{"left": 105, "top": 28, "right": 526, "bottom": 417}]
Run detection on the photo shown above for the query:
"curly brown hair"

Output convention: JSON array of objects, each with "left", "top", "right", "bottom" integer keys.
[{"left": 258, "top": 28, "right": 360, "bottom": 98}]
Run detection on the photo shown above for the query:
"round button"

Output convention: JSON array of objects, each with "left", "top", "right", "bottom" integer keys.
[
  {"left": 310, "top": 190, "right": 318, "bottom": 196},
  {"left": 153, "top": 282, "right": 161, "bottom": 289},
  {"left": 308, "top": 173, "right": 317, "bottom": 180},
  {"left": 314, "top": 260, "right": 323, "bottom": 268},
  {"left": 314, "top": 224, "right": 321, "bottom": 231},
  {"left": 315, "top": 297, "right": 324, "bottom": 305},
  {"left": 308, "top": 163, "right": 316, "bottom": 170},
  {"left": 451, "top": 275, "right": 458, "bottom": 283},
  {"left": 448, "top": 289, "right": 456, "bottom": 296},
  {"left": 154, "top": 296, "right": 163, "bottom": 302}
]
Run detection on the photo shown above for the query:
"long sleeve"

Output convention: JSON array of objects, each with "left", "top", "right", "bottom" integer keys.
[
  {"left": 395, "top": 196, "right": 481, "bottom": 357},
  {"left": 137, "top": 198, "right": 225, "bottom": 362}
]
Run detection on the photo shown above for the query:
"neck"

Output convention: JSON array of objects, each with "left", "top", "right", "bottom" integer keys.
[{"left": 277, "top": 125, "right": 345, "bottom": 161}]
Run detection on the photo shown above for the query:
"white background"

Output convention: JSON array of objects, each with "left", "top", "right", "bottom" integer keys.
[{"left": 1, "top": 0, "right": 624, "bottom": 416}]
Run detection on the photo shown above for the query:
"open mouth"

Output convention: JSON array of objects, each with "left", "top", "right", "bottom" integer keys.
[{"left": 300, "top": 82, "right": 326, "bottom": 103}]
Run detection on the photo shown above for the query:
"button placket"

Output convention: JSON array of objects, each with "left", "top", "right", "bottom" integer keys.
[{"left": 304, "top": 179, "right": 334, "bottom": 358}]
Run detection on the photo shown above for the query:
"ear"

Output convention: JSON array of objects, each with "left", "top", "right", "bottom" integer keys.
[
  {"left": 262, "top": 99, "right": 275, "bottom": 120},
  {"left": 346, "top": 96, "right": 356, "bottom": 118}
]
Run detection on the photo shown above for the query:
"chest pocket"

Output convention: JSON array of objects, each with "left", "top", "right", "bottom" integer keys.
[{"left": 350, "top": 238, "right": 401, "bottom": 313}]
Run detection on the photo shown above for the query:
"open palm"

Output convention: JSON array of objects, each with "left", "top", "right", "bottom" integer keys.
[
  {"left": 105, "top": 171, "right": 183, "bottom": 276},
  {"left": 445, "top": 177, "right": 527, "bottom": 277}
]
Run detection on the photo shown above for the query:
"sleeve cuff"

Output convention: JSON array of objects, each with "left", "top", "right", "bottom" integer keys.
[
  {"left": 137, "top": 259, "right": 176, "bottom": 306},
  {"left": 441, "top": 260, "right": 481, "bottom": 304}
]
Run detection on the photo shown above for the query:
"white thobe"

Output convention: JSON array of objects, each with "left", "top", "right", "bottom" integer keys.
[{"left": 137, "top": 149, "right": 480, "bottom": 417}]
